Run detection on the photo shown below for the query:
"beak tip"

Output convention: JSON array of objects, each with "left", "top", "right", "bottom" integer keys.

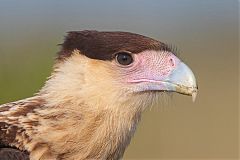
[
  {"left": 168, "top": 61, "right": 198, "bottom": 101},
  {"left": 192, "top": 91, "right": 197, "bottom": 102}
]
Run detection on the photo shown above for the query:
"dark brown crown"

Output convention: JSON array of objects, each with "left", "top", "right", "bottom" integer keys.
[{"left": 58, "top": 30, "right": 171, "bottom": 61}]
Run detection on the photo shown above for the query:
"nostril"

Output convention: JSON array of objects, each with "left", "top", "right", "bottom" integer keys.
[{"left": 169, "top": 58, "right": 175, "bottom": 67}]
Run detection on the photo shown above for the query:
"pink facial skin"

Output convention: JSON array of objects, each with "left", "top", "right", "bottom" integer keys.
[{"left": 115, "top": 50, "right": 181, "bottom": 92}]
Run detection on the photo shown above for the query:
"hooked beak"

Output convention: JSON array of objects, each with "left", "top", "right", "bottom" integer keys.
[
  {"left": 164, "top": 62, "right": 198, "bottom": 102},
  {"left": 130, "top": 61, "right": 198, "bottom": 102}
]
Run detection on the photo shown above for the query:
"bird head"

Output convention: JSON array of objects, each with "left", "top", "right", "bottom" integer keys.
[{"left": 42, "top": 31, "right": 197, "bottom": 111}]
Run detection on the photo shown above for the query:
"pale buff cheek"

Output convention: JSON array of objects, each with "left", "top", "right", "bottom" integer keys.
[
  {"left": 55, "top": 53, "right": 131, "bottom": 107},
  {"left": 43, "top": 51, "right": 154, "bottom": 111}
]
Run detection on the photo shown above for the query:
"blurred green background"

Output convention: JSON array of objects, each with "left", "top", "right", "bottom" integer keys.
[{"left": 0, "top": 0, "right": 238, "bottom": 159}]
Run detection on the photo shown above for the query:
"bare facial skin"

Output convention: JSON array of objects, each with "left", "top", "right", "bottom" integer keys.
[
  {"left": 110, "top": 50, "right": 197, "bottom": 99},
  {"left": 0, "top": 31, "right": 197, "bottom": 160}
]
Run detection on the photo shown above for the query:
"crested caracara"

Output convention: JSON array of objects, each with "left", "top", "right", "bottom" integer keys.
[{"left": 0, "top": 30, "right": 197, "bottom": 160}]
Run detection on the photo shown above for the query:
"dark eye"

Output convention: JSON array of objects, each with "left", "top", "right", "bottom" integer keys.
[{"left": 116, "top": 52, "right": 133, "bottom": 66}]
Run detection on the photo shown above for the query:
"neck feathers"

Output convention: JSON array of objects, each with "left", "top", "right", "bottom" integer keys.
[
  {"left": 24, "top": 52, "right": 145, "bottom": 159},
  {"left": 32, "top": 94, "right": 142, "bottom": 159}
]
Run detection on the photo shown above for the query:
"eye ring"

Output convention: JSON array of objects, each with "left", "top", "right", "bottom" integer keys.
[{"left": 115, "top": 51, "right": 134, "bottom": 66}]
